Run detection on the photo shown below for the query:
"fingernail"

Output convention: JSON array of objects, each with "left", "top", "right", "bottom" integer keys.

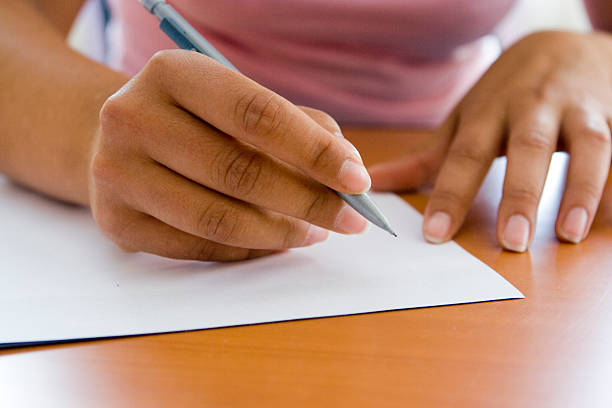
[
  {"left": 502, "top": 214, "right": 530, "bottom": 252},
  {"left": 302, "top": 224, "right": 329, "bottom": 246},
  {"left": 562, "top": 207, "right": 587, "bottom": 244},
  {"left": 342, "top": 138, "right": 363, "bottom": 162},
  {"left": 335, "top": 205, "right": 368, "bottom": 234},
  {"left": 339, "top": 160, "right": 371, "bottom": 193},
  {"left": 423, "top": 211, "right": 451, "bottom": 243}
]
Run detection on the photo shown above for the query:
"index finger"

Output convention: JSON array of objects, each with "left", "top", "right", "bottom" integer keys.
[
  {"left": 423, "top": 109, "right": 504, "bottom": 243},
  {"left": 142, "top": 50, "right": 370, "bottom": 194}
]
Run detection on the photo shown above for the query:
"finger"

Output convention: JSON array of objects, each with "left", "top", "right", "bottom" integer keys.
[
  {"left": 556, "top": 108, "right": 611, "bottom": 243},
  {"left": 120, "top": 160, "right": 331, "bottom": 250},
  {"left": 142, "top": 50, "right": 369, "bottom": 194},
  {"left": 138, "top": 106, "right": 367, "bottom": 235},
  {"left": 299, "top": 106, "right": 363, "bottom": 162},
  {"left": 368, "top": 111, "right": 458, "bottom": 191},
  {"left": 299, "top": 106, "right": 343, "bottom": 138},
  {"left": 497, "top": 104, "right": 560, "bottom": 252},
  {"left": 423, "top": 109, "right": 504, "bottom": 243},
  {"left": 368, "top": 149, "right": 443, "bottom": 192},
  {"left": 98, "top": 204, "right": 275, "bottom": 262}
]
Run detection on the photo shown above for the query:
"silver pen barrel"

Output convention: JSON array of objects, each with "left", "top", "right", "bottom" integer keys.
[
  {"left": 140, "top": 0, "right": 237, "bottom": 70},
  {"left": 337, "top": 192, "right": 397, "bottom": 237}
]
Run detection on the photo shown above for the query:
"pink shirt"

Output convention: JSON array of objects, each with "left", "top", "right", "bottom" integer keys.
[{"left": 106, "top": 0, "right": 516, "bottom": 126}]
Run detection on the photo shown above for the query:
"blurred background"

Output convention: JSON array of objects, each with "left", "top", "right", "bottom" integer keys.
[
  {"left": 498, "top": 0, "right": 590, "bottom": 47},
  {"left": 69, "top": 0, "right": 593, "bottom": 64},
  {"left": 512, "top": 0, "right": 590, "bottom": 32}
]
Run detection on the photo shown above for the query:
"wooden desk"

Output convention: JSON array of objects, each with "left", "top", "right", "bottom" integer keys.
[{"left": 1, "top": 129, "right": 611, "bottom": 407}]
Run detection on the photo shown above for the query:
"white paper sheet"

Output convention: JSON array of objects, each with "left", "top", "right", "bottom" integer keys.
[{"left": 0, "top": 177, "right": 522, "bottom": 346}]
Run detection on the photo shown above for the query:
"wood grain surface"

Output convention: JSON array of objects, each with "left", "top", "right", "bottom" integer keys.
[{"left": 1, "top": 128, "right": 611, "bottom": 407}]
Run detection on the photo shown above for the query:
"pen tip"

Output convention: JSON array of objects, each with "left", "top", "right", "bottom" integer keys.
[{"left": 379, "top": 222, "right": 397, "bottom": 237}]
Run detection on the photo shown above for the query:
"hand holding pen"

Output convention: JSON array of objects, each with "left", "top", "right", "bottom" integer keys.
[
  {"left": 140, "top": 0, "right": 396, "bottom": 237},
  {"left": 89, "top": 15, "right": 384, "bottom": 262}
]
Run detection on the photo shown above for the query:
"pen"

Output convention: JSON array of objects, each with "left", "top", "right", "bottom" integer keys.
[{"left": 140, "top": 0, "right": 397, "bottom": 237}]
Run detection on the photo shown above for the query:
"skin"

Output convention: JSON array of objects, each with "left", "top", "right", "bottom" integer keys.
[
  {"left": 370, "top": 30, "right": 612, "bottom": 252},
  {"left": 92, "top": 51, "right": 371, "bottom": 260},
  {"left": 1, "top": 0, "right": 369, "bottom": 262},
  {"left": 1, "top": 0, "right": 611, "bottom": 260}
]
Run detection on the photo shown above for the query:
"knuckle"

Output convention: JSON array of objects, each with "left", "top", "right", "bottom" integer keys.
[
  {"left": 430, "top": 188, "right": 468, "bottom": 211},
  {"left": 281, "top": 219, "right": 302, "bottom": 248},
  {"left": 513, "top": 129, "right": 552, "bottom": 152},
  {"left": 99, "top": 95, "right": 140, "bottom": 146},
  {"left": 235, "top": 92, "right": 286, "bottom": 140},
  {"left": 99, "top": 95, "right": 127, "bottom": 134},
  {"left": 189, "top": 240, "right": 252, "bottom": 261},
  {"left": 220, "top": 149, "right": 264, "bottom": 197},
  {"left": 304, "top": 107, "right": 339, "bottom": 130},
  {"left": 572, "top": 182, "right": 602, "bottom": 204},
  {"left": 195, "top": 202, "right": 240, "bottom": 243},
  {"left": 529, "top": 73, "right": 563, "bottom": 102},
  {"left": 93, "top": 207, "right": 131, "bottom": 246},
  {"left": 504, "top": 185, "right": 540, "bottom": 206},
  {"left": 89, "top": 153, "right": 120, "bottom": 189},
  {"left": 146, "top": 49, "right": 176, "bottom": 74},
  {"left": 189, "top": 240, "right": 218, "bottom": 261},
  {"left": 531, "top": 82, "right": 556, "bottom": 103},
  {"left": 308, "top": 138, "right": 335, "bottom": 170},
  {"left": 582, "top": 127, "right": 611, "bottom": 146},
  {"left": 302, "top": 192, "right": 329, "bottom": 222},
  {"left": 448, "top": 143, "right": 489, "bottom": 168}
]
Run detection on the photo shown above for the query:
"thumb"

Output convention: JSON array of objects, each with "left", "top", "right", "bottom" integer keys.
[{"left": 368, "top": 148, "right": 443, "bottom": 191}]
